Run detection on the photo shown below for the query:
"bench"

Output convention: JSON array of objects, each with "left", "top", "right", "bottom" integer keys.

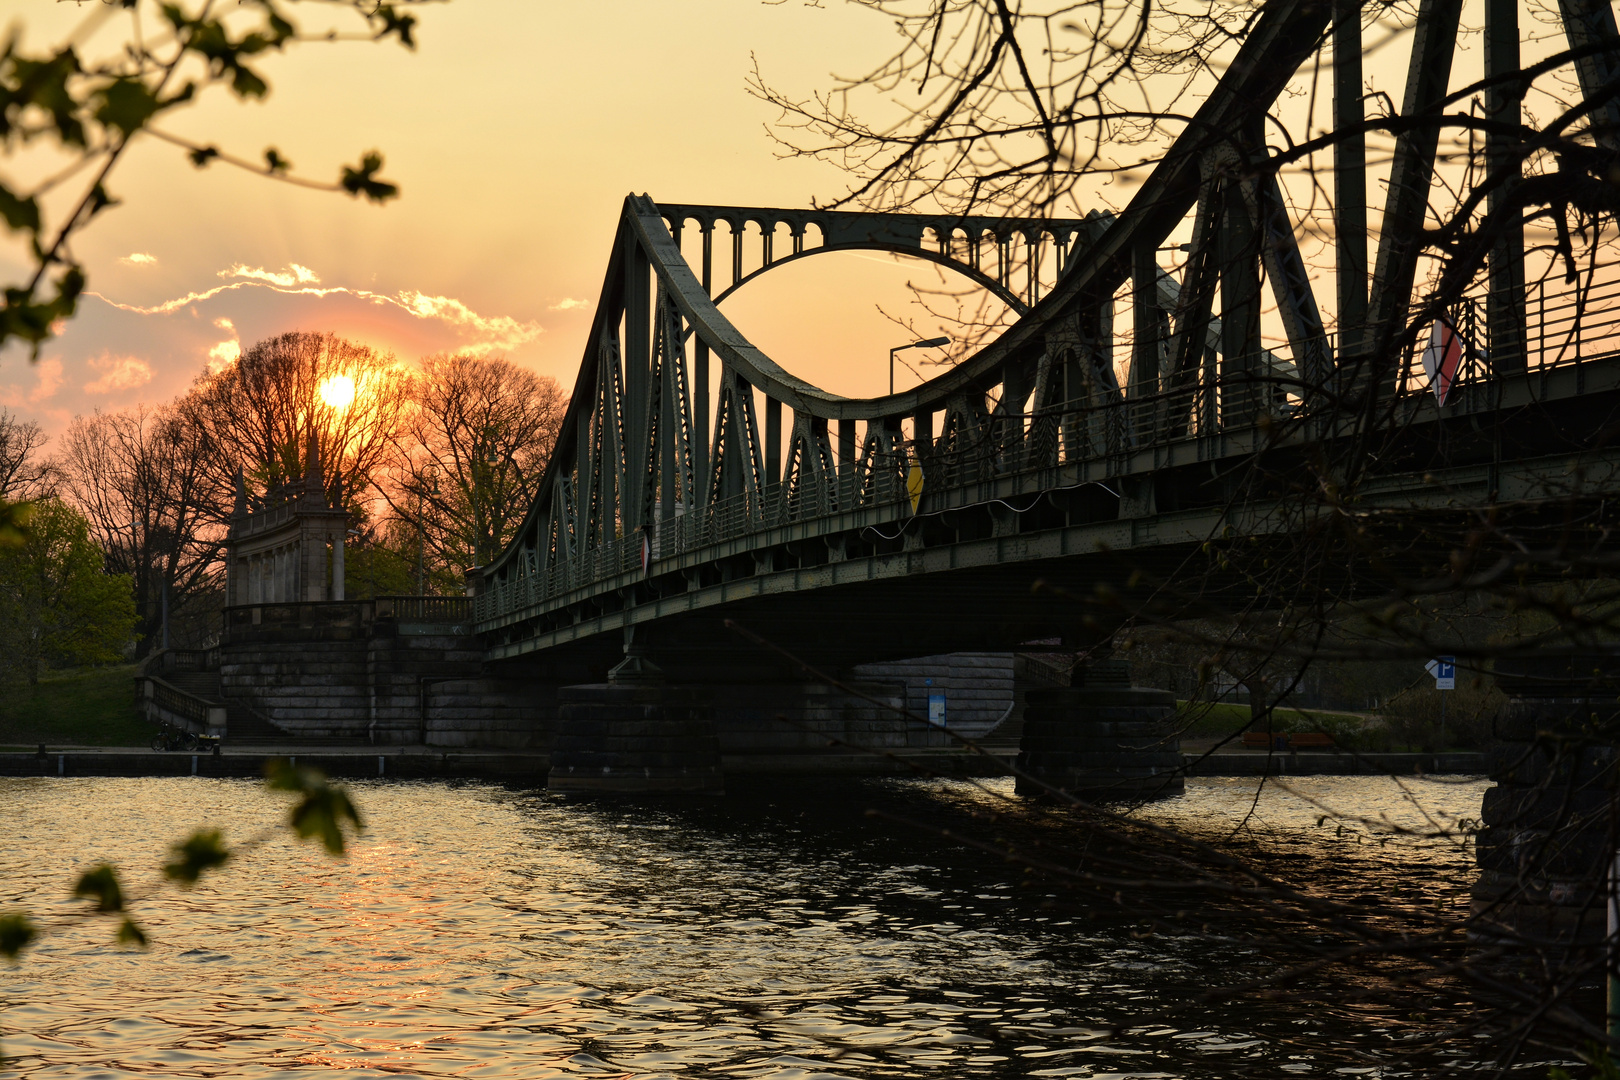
[{"left": 1241, "top": 731, "right": 1335, "bottom": 750}]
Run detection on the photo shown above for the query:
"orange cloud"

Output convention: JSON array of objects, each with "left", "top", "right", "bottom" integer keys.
[
  {"left": 221, "top": 262, "right": 321, "bottom": 287},
  {"left": 0, "top": 357, "right": 64, "bottom": 408},
  {"left": 207, "top": 339, "right": 241, "bottom": 372},
  {"left": 86, "top": 265, "right": 542, "bottom": 354},
  {"left": 397, "top": 290, "right": 543, "bottom": 352},
  {"left": 83, "top": 352, "right": 154, "bottom": 394}
]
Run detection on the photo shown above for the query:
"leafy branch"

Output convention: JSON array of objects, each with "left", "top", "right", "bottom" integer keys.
[
  {"left": 0, "top": 1, "right": 423, "bottom": 358},
  {"left": 0, "top": 760, "right": 364, "bottom": 964}
]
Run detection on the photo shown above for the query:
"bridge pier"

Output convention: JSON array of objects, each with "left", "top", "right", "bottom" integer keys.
[
  {"left": 1015, "top": 659, "right": 1184, "bottom": 802},
  {"left": 547, "top": 643, "right": 724, "bottom": 795},
  {"left": 1472, "top": 655, "right": 1619, "bottom": 972}
]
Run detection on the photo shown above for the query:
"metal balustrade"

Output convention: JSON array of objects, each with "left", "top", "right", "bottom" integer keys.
[{"left": 476, "top": 296, "right": 1620, "bottom": 628}]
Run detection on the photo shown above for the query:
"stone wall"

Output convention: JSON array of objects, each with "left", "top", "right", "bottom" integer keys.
[
  {"left": 212, "top": 604, "right": 1025, "bottom": 754},
  {"left": 707, "top": 681, "right": 939, "bottom": 755},
  {"left": 425, "top": 678, "right": 557, "bottom": 750},
  {"left": 1473, "top": 656, "right": 1619, "bottom": 970},
  {"left": 217, "top": 601, "right": 552, "bottom": 748},
  {"left": 219, "top": 637, "right": 371, "bottom": 738},
  {"left": 850, "top": 652, "right": 1016, "bottom": 736},
  {"left": 366, "top": 627, "right": 487, "bottom": 743}
]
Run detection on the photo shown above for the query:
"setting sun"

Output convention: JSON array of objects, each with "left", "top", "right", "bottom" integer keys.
[{"left": 318, "top": 374, "right": 356, "bottom": 411}]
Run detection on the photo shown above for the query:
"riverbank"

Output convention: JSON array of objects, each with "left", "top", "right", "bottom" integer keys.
[{"left": 0, "top": 744, "right": 1487, "bottom": 781}]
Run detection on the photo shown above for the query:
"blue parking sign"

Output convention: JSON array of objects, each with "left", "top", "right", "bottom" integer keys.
[{"left": 1425, "top": 656, "right": 1456, "bottom": 690}]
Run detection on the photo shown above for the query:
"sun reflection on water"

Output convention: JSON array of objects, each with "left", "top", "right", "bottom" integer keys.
[{"left": 0, "top": 775, "right": 1487, "bottom": 1078}]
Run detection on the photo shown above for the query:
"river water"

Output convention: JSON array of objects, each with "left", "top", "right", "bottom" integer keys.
[{"left": 2, "top": 774, "right": 1495, "bottom": 1079}]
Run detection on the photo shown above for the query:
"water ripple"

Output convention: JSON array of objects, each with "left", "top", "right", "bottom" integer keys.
[{"left": 0, "top": 774, "right": 1487, "bottom": 1078}]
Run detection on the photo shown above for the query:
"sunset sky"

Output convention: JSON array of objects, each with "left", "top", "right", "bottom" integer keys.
[
  {"left": 1, "top": 0, "right": 1013, "bottom": 435},
  {"left": 0, "top": 0, "right": 1560, "bottom": 439}
]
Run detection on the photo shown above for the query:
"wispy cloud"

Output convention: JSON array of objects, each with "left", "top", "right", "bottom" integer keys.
[
  {"left": 33, "top": 358, "right": 62, "bottom": 402},
  {"left": 86, "top": 263, "right": 543, "bottom": 354},
  {"left": 84, "top": 352, "right": 153, "bottom": 394},
  {"left": 549, "top": 297, "right": 589, "bottom": 311},
  {"left": 221, "top": 262, "right": 320, "bottom": 287},
  {"left": 397, "top": 291, "right": 543, "bottom": 352},
  {"left": 119, "top": 252, "right": 158, "bottom": 267}
]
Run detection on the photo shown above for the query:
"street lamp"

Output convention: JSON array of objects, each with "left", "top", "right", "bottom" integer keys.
[{"left": 889, "top": 336, "right": 951, "bottom": 395}]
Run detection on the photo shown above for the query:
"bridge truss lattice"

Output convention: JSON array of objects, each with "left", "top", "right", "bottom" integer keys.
[{"left": 475, "top": 0, "right": 1620, "bottom": 667}]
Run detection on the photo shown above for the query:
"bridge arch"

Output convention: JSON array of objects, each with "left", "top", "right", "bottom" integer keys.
[
  {"left": 477, "top": 0, "right": 1620, "bottom": 686},
  {"left": 703, "top": 240, "right": 1030, "bottom": 316}
]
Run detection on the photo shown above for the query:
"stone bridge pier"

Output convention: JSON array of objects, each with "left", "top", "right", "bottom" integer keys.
[
  {"left": 544, "top": 636, "right": 1185, "bottom": 799},
  {"left": 1474, "top": 655, "right": 1620, "bottom": 975},
  {"left": 547, "top": 640, "right": 725, "bottom": 795},
  {"left": 1015, "top": 658, "right": 1184, "bottom": 803}
]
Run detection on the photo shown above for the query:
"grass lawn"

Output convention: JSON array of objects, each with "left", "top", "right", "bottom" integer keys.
[
  {"left": 1175, "top": 700, "right": 1367, "bottom": 737},
  {"left": 0, "top": 665, "right": 150, "bottom": 748}
]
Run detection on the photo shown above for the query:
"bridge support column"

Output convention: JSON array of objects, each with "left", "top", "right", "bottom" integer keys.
[
  {"left": 1015, "top": 659, "right": 1183, "bottom": 802},
  {"left": 547, "top": 643, "right": 724, "bottom": 795},
  {"left": 1472, "top": 655, "right": 1619, "bottom": 972}
]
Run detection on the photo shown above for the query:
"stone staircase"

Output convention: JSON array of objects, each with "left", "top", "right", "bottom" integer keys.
[{"left": 145, "top": 663, "right": 365, "bottom": 746}]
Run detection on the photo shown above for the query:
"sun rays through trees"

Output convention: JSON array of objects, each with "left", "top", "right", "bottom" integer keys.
[{"left": 5, "top": 334, "right": 566, "bottom": 666}]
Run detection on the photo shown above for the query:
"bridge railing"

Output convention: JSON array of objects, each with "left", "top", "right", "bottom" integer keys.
[
  {"left": 137, "top": 674, "right": 227, "bottom": 736},
  {"left": 376, "top": 596, "right": 473, "bottom": 623},
  {"left": 477, "top": 266, "right": 1620, "bottom": 625},
  {"left": 142, "top": 647, "right": 222, "bottom": 675},
  {"left": 475, "top": 476, "right": 915, "bottom": 621}
]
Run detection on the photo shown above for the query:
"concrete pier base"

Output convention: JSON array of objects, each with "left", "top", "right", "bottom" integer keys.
[
  {"left": 547, "top": 682, "right": 723, "bottom": 795},
  {"left": 1015, "top": 660, "right": 1183, "bottom": 802},
  {"left": 1472, "top": 655, "right": 1619, "bottom": 968}
]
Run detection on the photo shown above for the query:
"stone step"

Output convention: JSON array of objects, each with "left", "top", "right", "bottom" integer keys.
[{"left": 164, "top": 672, "right": 223, "bottom": 699}]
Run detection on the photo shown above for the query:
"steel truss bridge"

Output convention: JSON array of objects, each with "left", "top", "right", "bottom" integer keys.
[{"left": 472, "top": 0, "right": 1620, "bottom": 680}]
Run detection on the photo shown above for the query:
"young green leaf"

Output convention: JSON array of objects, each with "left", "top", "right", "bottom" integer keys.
[
  {"left": 162, "top": 828, "right": 231, "bottom": 887},
  {"left": 0, "top": 182, "right": 40, "bottom": 234},
  {"left": 72, "top": 863, "right": 125, "bottom": 912},
  {"left": 93, "top": 78, "right": 163, "bottom": 137},
  {"left": 86, "top": 183, "right": 119, "bottom": 220},
  {"left": 339, "top": 151, "right": 398, "bottom": 204},
  {"left": 266, "top": 760, "right": 364, "bottom": 856},
  {"left": 5, "top": 48, "right": 87, "bottom": 148},
  {"left": 0, "top": 499, "right": 35, "bottom": 547},
  {"left": 115, "top": 917, "right": 148, "bottom": 949},
  {"left": 0, "top": 912, "right": 37, "bottom": 961},
  {"left": 370, "top": 5, "right": 418, "bottom": 48}
]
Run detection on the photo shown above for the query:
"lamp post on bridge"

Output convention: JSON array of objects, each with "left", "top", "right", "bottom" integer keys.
[{"left": 889, "top": 336, "right": 951, "bottom": 395}]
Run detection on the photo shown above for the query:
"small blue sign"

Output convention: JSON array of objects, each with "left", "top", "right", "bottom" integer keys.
[
  {"left": 927, "top": 692, "right": 947, "bottom": 727},
  {"left": 1426, "top": 656, "right": 1456, "bottom": 690}
]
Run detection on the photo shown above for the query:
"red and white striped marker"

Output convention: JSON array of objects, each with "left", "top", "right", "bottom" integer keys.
[{"left": 1422, "top": 318, "right": 1465, "bottom": 406}]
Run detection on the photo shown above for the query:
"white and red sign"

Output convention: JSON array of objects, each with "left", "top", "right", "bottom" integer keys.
[{"left": 1421, "top": 318, "right": 1466, "bottom": 406}]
